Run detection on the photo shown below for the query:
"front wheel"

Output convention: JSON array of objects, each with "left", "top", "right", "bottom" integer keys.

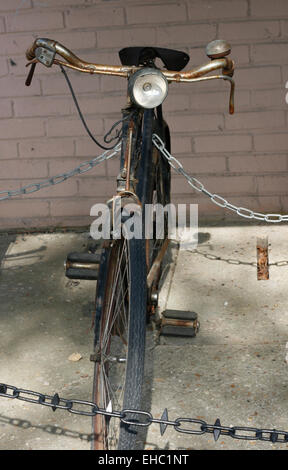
[{"left": 91, "top": 233, "right": 147, "bottom": 450}]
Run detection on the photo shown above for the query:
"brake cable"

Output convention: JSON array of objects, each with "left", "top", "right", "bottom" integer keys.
[{"left": 59, "top": 64, "right": 133, "bottom": 151}]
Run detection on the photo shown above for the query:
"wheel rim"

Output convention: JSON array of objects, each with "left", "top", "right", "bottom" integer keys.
[{"left": 92, "top": 238, "right": 130, "bottom": 450}]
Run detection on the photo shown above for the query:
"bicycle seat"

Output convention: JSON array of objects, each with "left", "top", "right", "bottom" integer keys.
[{"left": 119, "top": 46, "right": 190, "bottom": 71}]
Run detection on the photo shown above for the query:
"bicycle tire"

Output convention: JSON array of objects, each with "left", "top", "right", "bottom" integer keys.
[{"left": 91, "top": 233, "right": 147, "bottom": 450}]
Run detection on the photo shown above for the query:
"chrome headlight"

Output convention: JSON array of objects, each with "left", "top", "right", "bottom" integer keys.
[{"left": 128, "top": 68, "right": 168, "bottom": 109}]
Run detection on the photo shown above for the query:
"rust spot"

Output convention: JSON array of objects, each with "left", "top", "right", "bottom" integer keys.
[{"left": 257, "top": 236, "right": 269, "bottom": 280}]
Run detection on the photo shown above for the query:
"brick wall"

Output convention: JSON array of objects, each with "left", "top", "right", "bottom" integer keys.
[{"left": 1, "top": 0, "right": 288, "bottom": 230}]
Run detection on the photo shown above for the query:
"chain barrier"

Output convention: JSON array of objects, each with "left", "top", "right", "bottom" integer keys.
[
  {"left": 152, "top": 133, "right": 288, "bottom": 224},
  {"left": 0, "top": 143, "right": 121, "bottom": 202},
  {"left": 2, "top": 132, "right": 287, "bottom": 226},
  {"left": 0, "top": 383, "right": 287, "bottom": 444}
]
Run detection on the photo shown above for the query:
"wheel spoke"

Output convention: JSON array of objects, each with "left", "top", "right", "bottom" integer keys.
[{"left": 93, "top": 238, "right": 131, "bottom": 449}]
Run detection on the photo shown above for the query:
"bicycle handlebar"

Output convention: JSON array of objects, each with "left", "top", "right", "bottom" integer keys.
[{"left": 26, "top": 37, "right": 235, "bottom": 113}]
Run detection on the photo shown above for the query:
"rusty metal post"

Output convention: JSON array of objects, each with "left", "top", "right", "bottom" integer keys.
[{"left": 257, "top": 236, "right": 269, "bottom": 280}]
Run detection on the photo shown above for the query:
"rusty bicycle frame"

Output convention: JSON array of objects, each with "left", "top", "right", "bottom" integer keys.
[{"left": 24, "top": 37, "right": 235, "bottom": 450}]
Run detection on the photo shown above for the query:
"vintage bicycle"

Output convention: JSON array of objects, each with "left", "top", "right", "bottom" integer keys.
[{"left": 21, "top": 38, "right": 235, "bottom": 450}]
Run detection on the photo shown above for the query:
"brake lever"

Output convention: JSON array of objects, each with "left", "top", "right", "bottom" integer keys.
[
  {"left": 229, "top": 79, "right": 235, "bottom": 115},
  {"left": 25, "top": 61, "right": 37, "bottom": 86},
  {"left": 222, "top": 75, "right": 235, "bottom": 115}
]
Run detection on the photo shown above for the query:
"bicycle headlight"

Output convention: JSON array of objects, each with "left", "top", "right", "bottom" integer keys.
[{"left": 128, "top": 68, "right": 168, "bottom": 109}]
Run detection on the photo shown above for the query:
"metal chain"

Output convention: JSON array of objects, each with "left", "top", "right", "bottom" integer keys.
[
  {"left": 0, "top": 143, "right": 121, "bottom": 202},
  {"left": 0, "top": 383, "right": 287, "bottom": 444},
  {"left": 152, "top": 133, "right": 288, "bottom": 223},
  {"left": 1, "top": 130, "right": 287, "bottom": 224}
]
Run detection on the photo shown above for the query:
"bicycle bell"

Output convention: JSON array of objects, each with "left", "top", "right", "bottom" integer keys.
[{"left": 206, "top": 39, "right": 231, "bottom": 59}]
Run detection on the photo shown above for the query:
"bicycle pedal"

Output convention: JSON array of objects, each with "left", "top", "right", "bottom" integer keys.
[
  {"left": 65, "top": 251, "right": 101, "bottom": 280},
  {"left": 159, "top": 309, "right": 199, "bottom": 337}
]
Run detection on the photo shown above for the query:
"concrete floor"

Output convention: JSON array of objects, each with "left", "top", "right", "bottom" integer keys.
[{"left": 1, "top": 225, "right": 288, "bottom": 450}]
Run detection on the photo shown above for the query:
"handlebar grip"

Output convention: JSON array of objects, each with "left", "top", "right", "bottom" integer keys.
[{"left": 25, "top": 62, "right": 36, "bottom": 86}]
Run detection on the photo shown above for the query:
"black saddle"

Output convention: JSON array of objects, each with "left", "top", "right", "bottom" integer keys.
[{"left": 119, "top": 46, "right": 189, "bottom": 72}]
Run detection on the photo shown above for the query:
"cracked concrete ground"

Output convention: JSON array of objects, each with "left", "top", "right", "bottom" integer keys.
[{"left": 0, "top": 224, "right": 288, "bottom": 450}]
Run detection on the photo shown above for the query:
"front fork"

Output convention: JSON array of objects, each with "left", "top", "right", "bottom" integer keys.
[{"left": 116, "top": 105, "right": 170, "bottom": 314}]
